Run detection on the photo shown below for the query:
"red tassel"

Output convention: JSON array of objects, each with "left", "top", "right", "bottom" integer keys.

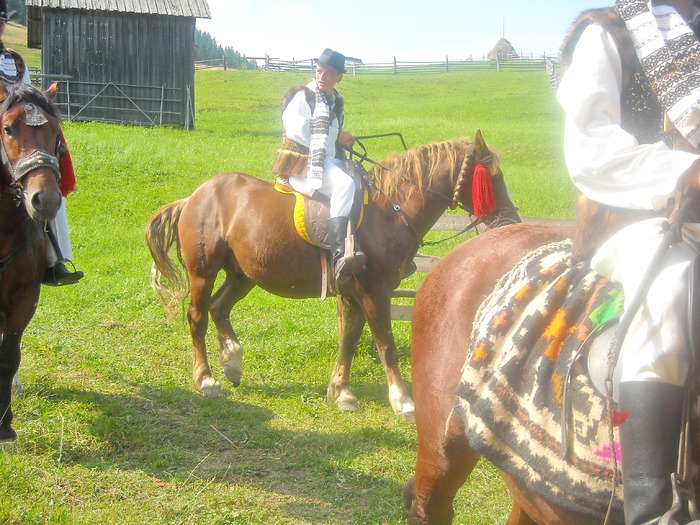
[
  {"left": 471, "top": 162, "right": 496, "bottom": 219},
  {"left": 58, "top": 130, "right": 76, "bottom": 197}
]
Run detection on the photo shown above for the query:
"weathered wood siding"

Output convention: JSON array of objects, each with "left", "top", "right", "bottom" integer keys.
[{"left": 34, "top": 8, "right": 196, "bottom": 127}]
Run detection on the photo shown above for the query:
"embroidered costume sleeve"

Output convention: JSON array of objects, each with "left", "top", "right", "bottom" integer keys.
[
  {"left": 282, "top": 90, "right": 313, "bottom": 149},
  {"left": 282, "top": 81, "right": 340, "bottom": 158},
  {"left": 557, "top": 23, "right": 699, "bottom": 212}
]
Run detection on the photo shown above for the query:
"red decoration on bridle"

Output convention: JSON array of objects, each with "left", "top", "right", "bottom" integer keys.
[
  {"left": 451, "top": 148, "right": 497, "bottom": 219},
  {"left": 470, "top": 161, "right": 497, "bottom": 219}
]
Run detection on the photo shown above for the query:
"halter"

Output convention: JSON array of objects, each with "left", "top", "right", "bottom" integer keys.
[{"left": 0, "top": 99, "right": 62, "bottom": 199}]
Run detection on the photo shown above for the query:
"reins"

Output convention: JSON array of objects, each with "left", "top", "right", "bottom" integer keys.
[{"left": 344, "top": 140, "right": 501, "bottom": 247}]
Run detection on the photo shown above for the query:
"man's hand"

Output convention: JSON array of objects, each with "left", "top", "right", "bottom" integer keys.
[{"left": 338, "top": 130, "right": 355, "bottom": 148}]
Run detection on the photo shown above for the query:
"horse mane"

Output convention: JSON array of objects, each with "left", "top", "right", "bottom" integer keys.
[
  {"left": 369, "top": 137, "right": 501, "bottom": 202},
  {"left": 0, "top": 83, "right": 59, "bottom": 120}
]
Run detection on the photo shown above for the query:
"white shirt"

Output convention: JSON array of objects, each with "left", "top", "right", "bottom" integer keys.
[
  {"left": 557, "top": 23, "right": 699, "bottom": 212},
  {"left": 281, "top": 79, "right": 341, "bottom": 158}
]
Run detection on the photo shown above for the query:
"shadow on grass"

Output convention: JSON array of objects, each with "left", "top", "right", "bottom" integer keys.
[{"left": 17, "top": 380, "right": 413, "bottom": 523}]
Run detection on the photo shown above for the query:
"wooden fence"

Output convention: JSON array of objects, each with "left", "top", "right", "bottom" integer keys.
[{"left": 197, "top": 53, "right": 561, "bottom": 76}]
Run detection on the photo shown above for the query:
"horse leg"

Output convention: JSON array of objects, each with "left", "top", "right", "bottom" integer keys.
[
  {"left": 405, "top": 412, "right": 479, "bottom": 524},
  {"left": 358, "top": 290, "right": 414, "bottom": 419},
  {"left": 188, "top": 274, "right": 221, "bottom": 397},
  {"left": 327, "top": 296, "right": 366, "bottom": 412},
  {"left": 0, "top": 332, "right": 21, "bottom": 442},
  {"left": 209, "top": 271, "right": 255, "bottom": 388}
]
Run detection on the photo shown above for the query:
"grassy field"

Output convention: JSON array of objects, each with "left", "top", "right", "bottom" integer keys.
[{"left": 0, "top": 66, "right": 577, "bottom": 524}]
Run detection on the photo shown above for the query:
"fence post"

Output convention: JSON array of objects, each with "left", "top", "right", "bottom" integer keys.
[
  {"left": 265, "top": 54, "right": 270, "bottom": 70},
  {"left": 393, "top": 56, "right": 397, "bottom": 75},
  {"left": 66, "top": 80, "right": 71, "bottom": 121},
  {"left": 223, "top": 54, "right": 227, "bottom": 70},
  {"left": 445, "top": 54, "right": 449, "bottom": 73},
  {"left": 496, "top": 53, "right": 501, "bottom": 72}
]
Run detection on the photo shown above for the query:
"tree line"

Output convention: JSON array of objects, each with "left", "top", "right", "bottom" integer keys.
[
  {"left": 8, "top": 0, "right": 26, "bottom": 25},
  {"left": 195, "top": 29, "right": 258, "bottom": 70}
]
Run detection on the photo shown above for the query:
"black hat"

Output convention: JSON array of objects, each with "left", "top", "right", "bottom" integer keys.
[
  {"left": 316, "top": 48, "right": 346, "bottom": 73},
  {"left": 0, "top": 0, "right": 16, "bottom": 21}
]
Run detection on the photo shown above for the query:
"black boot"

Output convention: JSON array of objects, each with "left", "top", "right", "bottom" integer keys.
[
  {"left": 43, "top": 262, "right": 83, "bottom": 286},
  {"left": 327, "top": 216, "right": 352, "bottom": 287},
  {"left": 619, "top": 382, "right": 684, "bottom": 525},
  {"left": 43, "top": 223, "right": 83, "bottom": 286}
]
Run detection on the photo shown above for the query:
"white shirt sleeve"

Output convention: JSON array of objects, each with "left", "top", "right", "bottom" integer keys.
[
  {"left": 282, "top": 90, "right": 312, "bottom": 148},
  {"left": 557, "top": 23, "right": 699, "bottom": 211}
]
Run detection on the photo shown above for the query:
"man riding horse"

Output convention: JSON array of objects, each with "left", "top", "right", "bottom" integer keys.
[
  {"left": 0, "top": 0, "right": 82, "bottom": 286},
  {"left": 559, "top": 0, "right": 700, "bottom": 522},
  {"left": 272, "top": 48, "right": 363, "bottom": 287}
]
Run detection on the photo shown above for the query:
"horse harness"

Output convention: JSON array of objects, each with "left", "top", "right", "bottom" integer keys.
[{"left": 0, "top": 99, "right": 62, "bottom": 281}]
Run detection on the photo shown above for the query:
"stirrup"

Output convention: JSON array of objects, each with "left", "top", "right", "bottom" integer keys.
[{"left": 43, "top": 261, "right": 84, "bottom": 286}]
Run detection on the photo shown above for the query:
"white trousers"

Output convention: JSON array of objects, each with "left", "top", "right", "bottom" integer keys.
[
  {"left": 591, "top": 218, "right": 695, "bottom": 387},
  {"left": 289, "top": 157, "right": 355, "bottom": 218},
  {"left": 46, "top": 199, "right": 74, "bottom": 264}
]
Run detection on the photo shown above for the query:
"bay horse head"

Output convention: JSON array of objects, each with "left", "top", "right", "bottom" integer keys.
[{"left": 0, "top": 82, "right": 63, "bottom": 222}]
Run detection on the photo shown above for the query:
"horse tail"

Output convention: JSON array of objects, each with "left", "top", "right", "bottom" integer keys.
[{"left": 145, "top": 199, "right": 189, "bottom": 320}]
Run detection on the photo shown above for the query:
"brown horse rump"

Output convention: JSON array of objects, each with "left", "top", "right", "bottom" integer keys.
[{"left": 454, "top": 239, "right": 625, "bottom": 522}]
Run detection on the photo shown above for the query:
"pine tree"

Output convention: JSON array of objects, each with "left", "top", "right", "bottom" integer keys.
[
  {"left": 7, "top": 0, "right": 26, "bottom": 25},
  {"left": 194, "top": 29, "right": 257, "bottom": 70}
]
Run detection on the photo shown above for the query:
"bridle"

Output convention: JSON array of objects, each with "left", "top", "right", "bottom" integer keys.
[
  {"left": 347, "top": 140, "right": 517, "bottom": 247},
  {"left": 0, "top": 97, "right": 62, "bottom": 279},
  {"left": 0, "top": 99, "right": 62, "bottom": 203}
]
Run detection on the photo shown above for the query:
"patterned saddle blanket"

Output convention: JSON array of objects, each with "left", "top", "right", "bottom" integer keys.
[{"left": 454, "top": 239, "right": 626, "bottom": 522}]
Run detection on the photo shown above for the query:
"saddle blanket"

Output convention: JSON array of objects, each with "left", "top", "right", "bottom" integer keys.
[{"left": 454, "top": 239, "right": 626, "bottom": 521}]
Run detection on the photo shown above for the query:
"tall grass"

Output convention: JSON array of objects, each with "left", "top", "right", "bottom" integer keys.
[{"left": 0, "top": 68, "right": 577, "bottom": 524}]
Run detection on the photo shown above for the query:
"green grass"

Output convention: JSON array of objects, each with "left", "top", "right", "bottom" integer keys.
[{"left": 1, "top": 68, "right": 578, "bottom": 524}]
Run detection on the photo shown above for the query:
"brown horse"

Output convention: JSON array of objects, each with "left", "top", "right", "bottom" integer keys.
[
  {"left": 145, "top": 132, "right": 521, "bottom": 418},
  {"left": 403, "top": 222, "right": 642, "bottom": 524},
  {"left": 0, "top": 82, "right": 64, "bottom": 442}
]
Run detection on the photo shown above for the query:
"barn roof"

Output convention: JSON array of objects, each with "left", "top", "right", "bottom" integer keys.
[{"left": 25, "top": 0, "right": 211, "bottom": 18}]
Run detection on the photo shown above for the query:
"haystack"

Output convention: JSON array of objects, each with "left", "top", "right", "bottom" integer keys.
[{"left": 487, "top": 38, "right": 517, "bottom": 61}]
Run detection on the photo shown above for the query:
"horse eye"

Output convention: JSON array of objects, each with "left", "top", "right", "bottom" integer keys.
[{"left": 3, "top": 125, "right": 13, "bottom": 137}]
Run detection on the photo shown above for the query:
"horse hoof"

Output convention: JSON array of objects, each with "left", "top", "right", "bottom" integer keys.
[
  {"left": 400, "top": 408, "right": 416, "bottom": 423},
  {"left": 222, "top": 367, "right": 241, "bottom": 387},
  {"left": 200, "top": 378, "right": 223, "bottom": 398},
  {"left": 335, "top": 391, "right": 359, "bottom": 412},
  {"left": 0, "top": 427, "right": 17, "bottom": 443}
]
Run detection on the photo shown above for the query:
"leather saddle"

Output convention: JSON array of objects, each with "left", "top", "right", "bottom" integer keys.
[{"left": 274, "top": 159, "right": 369, "bottom": 250}]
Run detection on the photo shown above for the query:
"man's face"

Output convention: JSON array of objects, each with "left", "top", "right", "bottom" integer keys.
[{"left": 315, "top": 65, "right": 343, "bottom": 93}]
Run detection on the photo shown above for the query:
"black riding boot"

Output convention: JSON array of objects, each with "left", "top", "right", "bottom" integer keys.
[
  {"left": 42, "top": 223, "right": 83, "bottom": 286},
  {"left": 619, "top": 381, "right": 684, "bottom": 525},
  {"left": 327, "top": 216, "right": 352, "bottom": 287}
]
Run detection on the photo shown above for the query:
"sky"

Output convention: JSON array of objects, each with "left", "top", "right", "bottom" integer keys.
[{"left": 196, "top": 0, "right": 613, "bottom": 64}]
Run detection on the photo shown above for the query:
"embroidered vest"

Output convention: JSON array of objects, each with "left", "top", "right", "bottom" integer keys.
[
  {"left": 272, "top": 86, "right": 346, "bottom": 177},
  {"left": 561, "top": 8, "right": 666, "bottom": 146},
  {"left": 0, "top": 46, "right": 26, "bottom": 85}
]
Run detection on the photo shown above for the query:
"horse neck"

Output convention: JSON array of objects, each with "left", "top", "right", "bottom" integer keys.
[
  {"left": 389, "top": 164, "right": 457, "bottom": 239},
  {"left": 0, "top": 187, "right": 31, "bottom": 246}
]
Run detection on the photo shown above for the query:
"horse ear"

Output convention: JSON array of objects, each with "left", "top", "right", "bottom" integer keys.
[
  {"left": 473, "top": 130, "right": 489, "bottom": 157},
  {"left": 45, "top": 83, "right": 58, "bottom": 101}
]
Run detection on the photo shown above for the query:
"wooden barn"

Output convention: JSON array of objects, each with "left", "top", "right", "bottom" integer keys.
[{"left": 25, "top": 0, "right": 211, "bottom": 128}]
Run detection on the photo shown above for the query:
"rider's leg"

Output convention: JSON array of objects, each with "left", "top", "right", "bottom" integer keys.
[
  {"left": 321, "top": 159, "right": 360, "bottom": 285},
  {"left": 619, "top": 381, "right": 683, "bottom": 525},
  {"left": 44, "top": 200, "right": 83, "bottom": 286},
  {"left": 593, "top": 221, "right": 695, "bottom": 524}
]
